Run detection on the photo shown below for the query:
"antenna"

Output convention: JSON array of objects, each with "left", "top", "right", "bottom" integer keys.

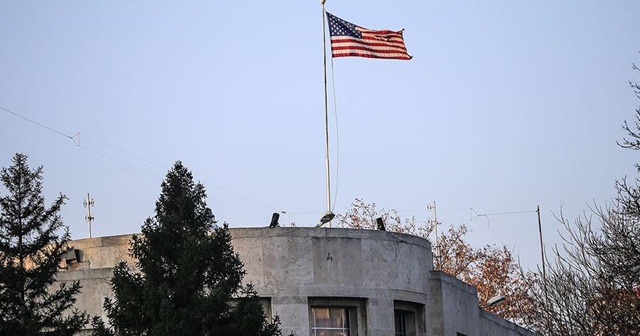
[
  {"left": 426, "top": 201, "right": 440, "bottom": 265},
  {"left": 83, "top": 193, "right": 95, "bottom": 238}
]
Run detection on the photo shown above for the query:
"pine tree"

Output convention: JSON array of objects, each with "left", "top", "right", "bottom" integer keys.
[
  {"left": 0, "top": 153, "right": 88, "bottom": 335},
  {"left": 93, "top": 161, "right": 281, "bottom": 336}
]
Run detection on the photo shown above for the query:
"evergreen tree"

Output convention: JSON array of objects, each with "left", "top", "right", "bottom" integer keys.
[
  {"left": 0, "top": 153, "right": 88, "bottom": 335},
  {"left": 93, "top": 161, "right": 280, "bottom": 336}
]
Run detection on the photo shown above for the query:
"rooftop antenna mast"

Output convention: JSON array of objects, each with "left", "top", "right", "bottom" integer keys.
[
  {"left": 83, "top": 193, "right": 95, "bottom": 238},
  {"left": 427, "top": 201, "right": 440, "bottom": 264}
]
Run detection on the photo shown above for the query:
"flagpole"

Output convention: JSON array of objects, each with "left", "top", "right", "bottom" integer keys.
[{"left": 321, "top": 0, "right": 332, "bottom": 226}]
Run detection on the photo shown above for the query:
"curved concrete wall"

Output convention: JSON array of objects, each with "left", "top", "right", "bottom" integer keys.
[
  {"left": 232, "top": 227, "right": 433, "bottom": 335},
  {"left": 233, "top": 227, "right": 432, "bottom": 299}
]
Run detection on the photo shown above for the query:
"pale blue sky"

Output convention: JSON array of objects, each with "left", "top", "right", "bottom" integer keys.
[{"left": 1, "top": 0, "right": 639, "bottom": 270}]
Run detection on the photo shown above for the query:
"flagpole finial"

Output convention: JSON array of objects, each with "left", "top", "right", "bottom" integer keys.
[{"left": 320, "top": 0, "right": 326, "bottom": 4}]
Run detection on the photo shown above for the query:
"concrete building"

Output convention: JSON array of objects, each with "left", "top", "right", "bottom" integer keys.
[{"left": 57, "top": 227, "right": 536, "bottom": 336}]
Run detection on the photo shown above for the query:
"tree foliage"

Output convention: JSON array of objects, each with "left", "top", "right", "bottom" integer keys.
[
  {"left": 92, "top": 161, "right": 281, "bottom": 336},
  {"left": 525, "top": 204, "right": 640, "bottom": 335},
  {"left": 523, "top": 61, "right": 640, "bottom": 335},
  {"left": 336, "top": 198, "right": 535, "bottom": 322},
  {"left": 0, "top": 153, "right": 88, "bottom": 335}
]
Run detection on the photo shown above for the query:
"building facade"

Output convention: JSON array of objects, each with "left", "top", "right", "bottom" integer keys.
[{"left": 57, "top": 227, "right": 536, "bottom": 336}]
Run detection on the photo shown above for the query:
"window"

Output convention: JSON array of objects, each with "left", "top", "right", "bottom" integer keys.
[
  {"left": 309, "top": 298, "right": 364, "bottom": 336},
  {"left": 394, "top": 310, "right": 413, "bottom": 336},
  {"left": 394, "top": 310, "right": 408, "bottom": 336},
  {"left": 394, "top": 300, "right": 424, "bottom": 336},
  {"left": 311, "top": 307, "right": 350, "bottom": 336}
]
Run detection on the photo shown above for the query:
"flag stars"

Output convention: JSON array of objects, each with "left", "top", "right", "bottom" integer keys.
[{"left": 327, "top": 12, "right": 361, "bottom": 38}]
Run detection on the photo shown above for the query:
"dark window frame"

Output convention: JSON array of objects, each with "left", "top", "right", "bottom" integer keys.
[{"left": 308, "top": 297, "right": 366, "bottom": 336}]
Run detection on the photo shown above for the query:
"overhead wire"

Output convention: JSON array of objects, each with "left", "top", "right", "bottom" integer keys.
[
  {"left": 393, "top": 206, "right": 538, "bottom": 228},
  {"left": 396, "top": 207, "right": 471, "bottom": 214},
  {"left": 471, "top": 208, "right": 537, "bottom": 220},
  {"left": 469, "top": 208, "right": 538, "bottom": 230},
  {"left": 82, "top": 133, "right": 278, "bottom": 214},
  {"left": 330, "top": 56, "right": 340, "bottom": 213},
  {"left": 1, "top": 105, "right": 276, "bottom": 220},
  {"left": 1, "top": 106, "right": 77, "bottom": 144},
  {"left": 81, "top": 133, "right": 166, "bottom": 170},
  {"left": 1, "top": 105, "right": 544, "bottom": 225},
  {"left": 79, "top": 145, "right": 163, "bottom": 180}
]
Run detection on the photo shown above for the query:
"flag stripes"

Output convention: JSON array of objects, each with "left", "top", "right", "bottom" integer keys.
[{"left": 326, "top": 12, "right": 411, "bottom": 60}]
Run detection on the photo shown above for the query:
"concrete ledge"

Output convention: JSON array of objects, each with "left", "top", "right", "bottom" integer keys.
[{"left": 229, "top": 227, "right": 431, "bottom": 249}]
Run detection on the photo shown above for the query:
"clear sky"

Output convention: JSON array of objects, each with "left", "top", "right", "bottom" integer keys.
[{"left": 1, "top": 0, "right": 639, "bottom": 270}]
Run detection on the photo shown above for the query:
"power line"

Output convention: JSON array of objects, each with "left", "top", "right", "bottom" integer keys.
[
  {"left": 395, "top": 207, "right": 472, "bottom": 214},
  {"left": 81, "top": 133, "right": 166, "bottom": 170},
  {"left": 0, "top": 106, "right": 77, "bottom": 144},
  {"left": 79, "top": 145, "right": 163, "bottom": 180},
  {"left": 80, "top": 133, "right": 279, "bottom": 212},
  {"left": 1, "top": 105, "right": 278, "bottom": 220},
  {"left": 81, "top": 133, "right": 279, "bottom": 213},
  {"left": 471, "top": 208, "right": 537, "bottom": 220}
]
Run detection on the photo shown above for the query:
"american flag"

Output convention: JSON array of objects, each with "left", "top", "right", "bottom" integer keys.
[{"left": 326, "top": 12, "right": 412, "bottom": 60}]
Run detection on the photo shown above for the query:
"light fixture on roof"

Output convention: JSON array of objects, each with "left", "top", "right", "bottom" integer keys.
[
  {"left": 316, "top": 212, "right": 335, "bottom": 227},
  {"left": 482, "top": 294, "right": 506, "bottom": 308},
  {"left": 376, "top": 217, "right": 386, "bottom": 231},
  {"left": 64, "top": 249, "right": 80, "bottom": 263},
  {"left": 269, "top": 213, "right": 280, "bottom": 228}
]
